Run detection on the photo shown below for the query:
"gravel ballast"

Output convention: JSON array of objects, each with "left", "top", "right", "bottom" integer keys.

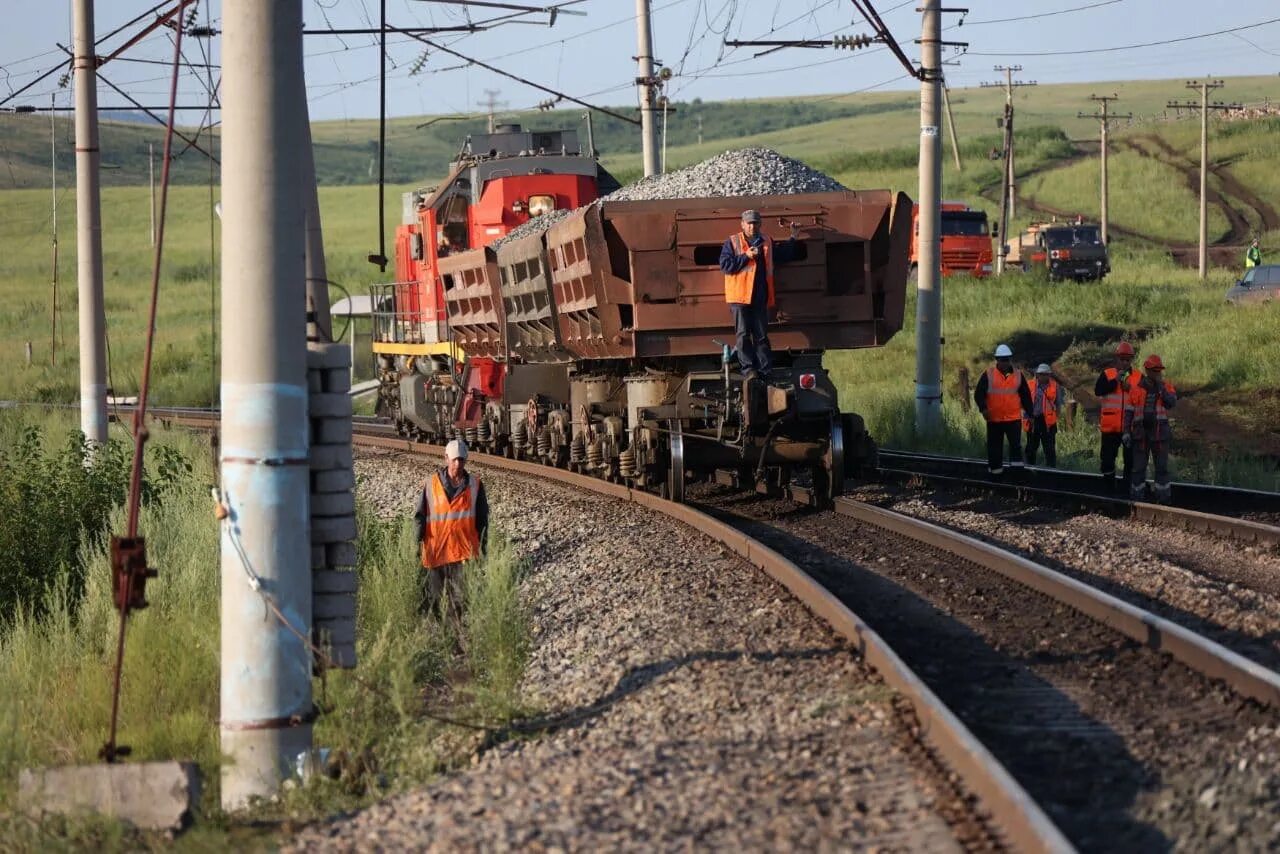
[
  {"left": 291, "top": 449, "right": 985, "bottom": 851},
  {"left": 601, "top": 147, "right": 847, "bottom": 202}
]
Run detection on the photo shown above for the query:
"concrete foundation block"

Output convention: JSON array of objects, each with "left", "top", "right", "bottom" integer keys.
[
  {"left": 323, "top": 642, "right": 357, "bottom": 669},
  {"left": 310, "top": 443, "right": 353, "bottom": 471},
  {"left": 312, "top": 418, "right": 352, "bottom": 444},
  {"left": 311, "top": 514, "right": 357, "bottom": 544},
  {"left": 314, "top": 593, "right": 356, "bottom": 620},
  {"left": 313, "top": 467, "right": 355, "bottom": 493},
  {"left": 309, "top": 393, "right": 353, "bottom": 419},
  {"left": 307, "top": 371, "right": 322, "bottom": 394},
  {"left": 314, "top": 615, "right": 356, "bottom": 647},
  {"left": 306, "top": 343, "right": 351, "bottom": 370},
  {"left": 19, "top": 761, "right": 201, "bottom": 831},
  {"left": 311, "top": 545, "right": 327, "bottom": 571},
  {"left": 313, "top": 569, "right": 358, "bottom": 594},
  {"left": 322, "top": 368, "right": 351, "bottom": 393},
  {"left": 325, "top": 542, "right": 358, "bottom": 567},
  {"left": 311, "top": 491, "right": 355, "bottom": 517}
]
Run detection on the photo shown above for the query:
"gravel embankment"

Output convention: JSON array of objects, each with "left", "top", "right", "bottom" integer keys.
[
  {"left": 291, "top": 449, "right": 984, "bottom": 850},
  {"left": 849, "top": 483, "right": 1280, "bottom": 672}
]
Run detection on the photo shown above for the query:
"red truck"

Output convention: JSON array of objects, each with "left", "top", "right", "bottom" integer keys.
[{"left": 910, "top": 202, "right": 994, "bottom": 278}]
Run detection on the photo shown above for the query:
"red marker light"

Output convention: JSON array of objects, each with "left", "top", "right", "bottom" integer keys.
[{"left": 799, "top": 373, "right": 816, "bottom": 390}]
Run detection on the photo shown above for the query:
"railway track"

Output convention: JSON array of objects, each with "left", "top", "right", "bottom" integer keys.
[
  {"left": 144, "top": 408, "right": 1280, "bottom": 847},
  {"left": 696, "top": 485, "right": 1280, "bottom": 850},
  {"left": 877, "top": 449, "right": 1280, "bottom": 547}
]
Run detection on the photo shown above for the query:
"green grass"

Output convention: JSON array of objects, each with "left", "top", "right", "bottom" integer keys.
[
  {"left": 0, "top": 415, "right": 533, "bottom": 848},
  {"left": 828, "top": 255, "right": 1280, "bottom": 490}
]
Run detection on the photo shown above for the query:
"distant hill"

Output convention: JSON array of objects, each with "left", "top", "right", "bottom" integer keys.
[{"left": 0, "top": 75, "right": 1275, "bottom": 191}]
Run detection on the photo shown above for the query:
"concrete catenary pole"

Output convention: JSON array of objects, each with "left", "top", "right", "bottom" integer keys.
[
  {"left": 1199, "top": 82, "right": 1209, "bottom": 278},
  {"left": 72, "top": 0, "right": 108, "bottom": 445},
  {"left": 634, "top": 0, "right": 660, "bottom": 177},
  {"left": 219, "top": 0, "right": 313, "bottom": 810},
  {"left": 914, "top": 0, "right": 943, "bottom": 434},
  {"left": 1079, "top": 95, "right": 1130, "bottom": 247},
  {"left": 300, "top": 96, "right": 332, "bottom": 343}
]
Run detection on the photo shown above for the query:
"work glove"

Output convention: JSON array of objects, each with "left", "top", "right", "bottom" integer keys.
[{"left": 1121, "top": 433, "right": 1131, "bottom": 448}]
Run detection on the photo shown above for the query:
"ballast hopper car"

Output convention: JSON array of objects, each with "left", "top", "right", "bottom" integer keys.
[{"left": 378, "top": 189, "right": 911, "bottom": 503}]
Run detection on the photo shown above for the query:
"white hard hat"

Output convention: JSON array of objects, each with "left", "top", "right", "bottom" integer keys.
[
  {"left": 1036, "top": 363, "right": 1052, "bottom": 374},
  {"left": 994, "top": 344, "right": 1013, "bottom": 358},
  {"left": 445, "top": 439, "right": 468, "bottom": 461}
]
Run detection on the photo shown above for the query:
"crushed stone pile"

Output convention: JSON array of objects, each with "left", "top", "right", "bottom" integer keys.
[{"left": 601, "top": 147, "right": 847, "bottom": 202}]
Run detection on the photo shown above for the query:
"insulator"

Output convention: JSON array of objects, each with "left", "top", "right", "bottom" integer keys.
[
  {"left": 464, "top": 426, "right": 478, "bottom": 445},
  {"left": 570, "top": 434, "right": 586, "bottom": 464},
  {"left": 618, "top": 447, "right": 637, "bottom": 478},
  {"left": 536, "top": 429, "right": 551, "bottom": 457},
  {"left": 586, "top": 440, "right": 603, "bottom": 469},
  {"left": 511, "top": 420, "right": 527, "bottom": 450},
  {"left": 477, "top": 420, "right": 492, "bottom": 442}
]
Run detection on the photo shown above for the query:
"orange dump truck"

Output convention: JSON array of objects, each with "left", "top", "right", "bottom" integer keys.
[{"left": 910, "top": 202, "right": 993, "bottom": 277}]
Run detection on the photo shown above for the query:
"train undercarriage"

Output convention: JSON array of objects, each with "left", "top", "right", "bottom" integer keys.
[{"left": 379, "top": 351, "right": 877, "bottom": 504}]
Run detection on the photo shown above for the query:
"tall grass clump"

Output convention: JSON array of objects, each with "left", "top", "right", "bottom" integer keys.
[{"left": 0, "top": 415, "right": 191, "bottom": 627}]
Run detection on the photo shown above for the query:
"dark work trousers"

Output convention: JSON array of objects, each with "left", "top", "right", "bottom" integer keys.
[
  {"left": 420, "top": 562, "right": 465, "bottom": 625},
  {"left": 1025, "top": 418, "right": 1057, "bottom": 467},
  {"left": 1099, "top": 431, "right": 1134, "bottom": 490},
  {"left": 730, "top": 302, "right": 773, "bottom": 378},
  {"left": 1131, "top": 440, "right": 1172, "bottom": 502},
  {"left": 986, "top": 420, "right": 1022, "bottom": 472}
]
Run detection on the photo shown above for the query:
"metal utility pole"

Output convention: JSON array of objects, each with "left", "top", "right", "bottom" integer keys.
[
  {"left": 942, "top": 79, "right": 962, "bottom": 172},
  {"left": 914, "top": 0, "right": 943, "bottom": 434},
  {"left": 634, "top": 0, "right": 660, "bottom": 177},
  {"left": 219, "top": 0, "right": 312, "bottom": 810},
  {"left": 73, "top": 0, "right": 108, "bottom": 446},
  {"left": 478, "top": 89, "right": 506, "bottom": 133},
  {"left": 1168, "top": 79, "right": 1226, "bottom": 279},
  {"left": 148, "top": 142, "right": 156, "bottom": 246},
  {"left": 1078, "top": 94, "right": 1131, "bottom": 246},
  {"left": 982, "top": 66, "right": 1035, "bottom": 273},
  {"left": 582, "top": 110, "right": 596, "bottom": 158}
]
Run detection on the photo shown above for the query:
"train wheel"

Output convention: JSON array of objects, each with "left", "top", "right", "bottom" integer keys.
[
  {"left": 812, "top": 416, "right": 845, "bottom": 506},
  {"left": 665, "top": 419, "right": 685, "bottom": 503}
]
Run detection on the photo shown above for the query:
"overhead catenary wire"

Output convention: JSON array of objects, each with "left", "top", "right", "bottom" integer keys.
[{"left": 967, "top": 15, "right": 1280, "bottom": 56}]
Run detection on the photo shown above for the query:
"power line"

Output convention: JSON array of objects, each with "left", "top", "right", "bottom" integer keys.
[
  {"left": 967, "top": 15, "right": 1280, "bottom": 56},
  {"left": 959, "top": 0, "right": 1125, "bottom": 27}
]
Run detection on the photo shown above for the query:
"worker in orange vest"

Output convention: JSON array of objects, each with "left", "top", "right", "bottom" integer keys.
[
  {"left": 1095, "top": 341, "right": 1141, "bottom": 492},
  {"left": 974, "top": 344, "right": 1033, "bottom": 474},
  {"left": 719, "top": 209, "right": 802, "bottom": 382},
  {"left": 1023, "top": 363, "right": 1062, "bottom": 467},
  {"left": 1123, "top": 354, "right": 1177, "bottom": 503},
  {"left": 413, "top": 438, "right": 489, "bottom": 617}
]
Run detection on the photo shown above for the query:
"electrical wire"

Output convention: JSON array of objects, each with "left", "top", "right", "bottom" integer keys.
[
  {"left": 959, "top": 0, "right": 1125, "bottom": 27},
  {"left": 967, "top": 15, "right": 1280, "bottom": 56}
]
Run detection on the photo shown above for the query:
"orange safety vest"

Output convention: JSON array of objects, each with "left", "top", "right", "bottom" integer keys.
[
  {"left": 1098, "top": 367, "right": 1141, "bottom": 434},
  {"left": 724, "top": 232, "right": 775, "bottom": 307},
  {"left": 1124, "top": 380, "right": 1176, "bottom": 440},
  {"left": 1023, "top": 378, "right": 1059, "bottom": 432},
  {"left": 420, "top": 471, "right": 482, "bottom": 570},
  {"left": 984, "top": 367, "right": 1023, "bottom": 423}
]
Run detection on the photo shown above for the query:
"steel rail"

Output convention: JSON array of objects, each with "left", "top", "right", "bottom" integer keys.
[
  {"left": 831, "top": 496, "right": 1280, "bottom": 709},
  {"left": 876, "top": 453, "right": 1280, "bottom": 549}
]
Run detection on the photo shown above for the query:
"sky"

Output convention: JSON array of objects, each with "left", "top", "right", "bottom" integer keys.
[{"left": 1, "top": 1, "right": 1279, "bottom": 125}]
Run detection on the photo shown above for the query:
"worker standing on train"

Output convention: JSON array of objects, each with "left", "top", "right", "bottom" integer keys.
[
  {"left": 719, "top": 210, "right": 802, "bottom": 382},
  {"left": 1123, "top": 355, "right": 1177, "bottom": 504},
  {"left": 1095, "top": 341, "right": 1142, "bottom": 492},
  {"left": 974, "top": 344, "right": 1033, "bottom": 474},
  {"left": 1023, "top": 363, "right": 1062, "bottom": 467},
  {"left": 414, "top": 439, "right": 489, "bottom": 619}
]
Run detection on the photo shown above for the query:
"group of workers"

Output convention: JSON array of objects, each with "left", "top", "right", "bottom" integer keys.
[{"left": 976, "top": 341, "right": 1177, "bottom": 502}]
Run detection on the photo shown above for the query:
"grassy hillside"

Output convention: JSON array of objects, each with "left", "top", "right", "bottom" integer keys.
[{"left": 2, "top": 75, "right": 1278, "bottom": 486}]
